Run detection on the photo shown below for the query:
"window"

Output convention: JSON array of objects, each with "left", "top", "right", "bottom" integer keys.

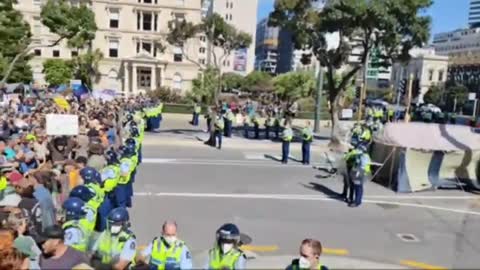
[
  {"left": 138, "top": 68, "right": 151, "bottom": 88},
  {"left": 199, "top": 59, "right": 206, "bottom": 65},
  {"left": 109, "top": 40, "right": 119, "bottom": 58},
  {"left": 142, "top": 42, "right": 152, "bottom": 54},
  {"left": 226, "top": 1, "right": 229, "bottom": 8},
  {"left": 229, "top": 14, "right": 232, "bottom": 20},
  {"left": 143, "top": 12, "right": 152, "bottom": 31},
  {"left": 142, "top": 0, "right": 152, "bottom": 3},
  {"left": 174, "top": 46, "right": 183, "bottom": 62},
  {"left": 174, "top": 13, "right": 185, "bottom": 22},
  {"left": 200, "top": 36, "right": 206, "bottom": 42},
  {"left": 109, "top": 9, "right": 119, "bottom": 29},
  {"left": 172, "top": 73, "right": 182, "bottom": 90},
  {"left": 199, "top": 47, "right": 206, "bottom": 53},
  {"left": 71, "top": 51, "right": 78, "bottom": 57},
  {"left": 438, "top": 70, "right": 444, "bottom": 81},
  {"left": 34, "top": 49, "right": 41, "bottom": 56},
  {"left": 53, "top": 50, "right": 60, "bottom": 57},
  {"left": 428, "top": 70, "right": 434, "bottom": 81},
  {"left": 33, "top": 16, "right": 41, "bottom": 34},
  {"left": 33, "top": 0, "right": 41, "bottom": 6}
]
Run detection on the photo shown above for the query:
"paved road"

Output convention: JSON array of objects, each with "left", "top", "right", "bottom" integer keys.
[{"left": 130, "top": 114, "right": 480, "bottom": 269}]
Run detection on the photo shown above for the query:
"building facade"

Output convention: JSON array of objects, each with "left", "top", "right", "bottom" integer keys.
[
  {"left": 206, "top": 0, "right": 258, "bottom": 75},
  {"left": 16, "top": 0, "right": 258, "bottom": 95},
  {"left": 254, "top": 18, "right": 279, "bottom": 74},
  {"left": 469, "top": 0, "right": 480, "bottom": 28},
  {"left": 391, "top": 48, "right": 449, "bottom": 103}
]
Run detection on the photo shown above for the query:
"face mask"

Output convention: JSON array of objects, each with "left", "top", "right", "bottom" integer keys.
[
  {"left": 299, "top": 256, "right": 311, "bottom": 269},
  {"left": 163, "top": 236, "right": 177, "bottom": 245},
  {"left": 110, "top": 225, "right": 122, "bottom": 234},
  {"left": 221, "top": 243, "right": 234, "bottom": 254}
]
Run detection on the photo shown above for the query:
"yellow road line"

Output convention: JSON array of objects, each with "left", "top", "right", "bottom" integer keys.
[
  {"left": 241, "top": 245, "right": 279, "bottom": 252},
  {"left": 322, "top": 248, "right": 349, "bottom": 256},
  {"left": 400, "top": 260, "right": 448, "bottom": 270}
]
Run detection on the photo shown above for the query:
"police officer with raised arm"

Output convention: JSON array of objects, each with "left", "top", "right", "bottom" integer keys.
[{"left": 138, "top": 221, "right": 193, "bottom": 269}]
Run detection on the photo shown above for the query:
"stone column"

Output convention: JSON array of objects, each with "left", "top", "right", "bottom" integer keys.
[
  {"left": 151, "top": 65, "right": 156, "bottom": 91},
  {"left": 159, "top": 66, "right": 165, "bottom": 87},
  {"left": 132, "top": 63, "right": 138, "bottom": 95}
]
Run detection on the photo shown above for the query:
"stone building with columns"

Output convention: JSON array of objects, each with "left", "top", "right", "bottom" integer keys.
[{"left": 15, "top": 0, "right": 205, "bottom": 95}]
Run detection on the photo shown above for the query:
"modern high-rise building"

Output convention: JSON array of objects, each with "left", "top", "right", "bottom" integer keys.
[
  {"left": 254, "top": 18, "right": 279, "bottom": 74},
  {"left": 469, "top": 0, "right": 480, "bottom": 28}
]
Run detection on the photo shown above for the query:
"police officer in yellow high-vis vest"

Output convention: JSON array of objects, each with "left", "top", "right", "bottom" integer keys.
[
  {"left": 91, "top": 207, "right": 137, "bottom": 270},
  {"left": 349, "top": 143, "right": 371, "bottom": 208},
  {"left": 286, "top": 238, "right": 328, "bottom": 270},
  {"left": 138, "top": 221, "right": 193, "bottom": 269},
  {"left": 301, "top": 121, "right": 313, "bottom": 165},
  {"left": 62, "top": 197, "right": 92, "bottom": 252},
  {"left": 204, "top": 223, "right": 246, "bottom": 270},
  {"left": 282, "top": 123, "right": 293, "bottom": 164},
  {"left": 102, "top": 150, "right": 121, "bottom": 207}
]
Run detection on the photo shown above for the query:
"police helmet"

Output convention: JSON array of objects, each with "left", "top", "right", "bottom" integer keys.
[
  {"left": 79, "top": 167, "right": 101, "bottom": 185},
  {"left": 69, "top": 185, "right": 95, "bottom": 202},
  {"left": 125, "top": 138, "right": 136, "bottom": 148},
  {"left": 108, "top": 207, "right": 130, "bottom": 223},
  {"left": 130, "top": 127, "right": 139, "bottom": 137},
  {"left": 126, "top": 114, "right": 133, "bottom": 122},
  {"left": 216, "top": 223, "right": 240, "bottom": 243},
  {"left": 105, "top": 150, "right": 119, "bottom": 164},
  {"left": 62, "top": 197, "right": 87, "bottom": 220}
]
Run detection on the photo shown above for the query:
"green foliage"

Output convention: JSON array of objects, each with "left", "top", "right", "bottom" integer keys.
[
  {"left": 273, "top": 71, "right": 315, "bottom": 102},
  {"left": 42, "top": 59, "right": 73, "bottom": 86},
  {"left": 243, "top": 71, "right": 273, "bottom": 92},
  {"left": 147, "top": 86, "right": 185, "bottom": 103},
  {"left": 222, "top": 72, "right": 245, "bottom": 91},
  {"left": 446, "top": 84, "right": 469, "bottom": 112},
  {"left": 190, "top": 67, "right": 220, "bottom": 104},
  {"left": 424, "top": 84, "right": 444, "bottom": 106},
  {"left": 40, "top": 0, "right": 97, "bottom": 48},
  {"left": 70, "top": 49, "right": 103, "bottom": 88},
  {"left": 269, "top": 0, "right": 432, "bottom": 131},
  {"left": 0, "top": 0, "right": 32, "bottom": 83}
]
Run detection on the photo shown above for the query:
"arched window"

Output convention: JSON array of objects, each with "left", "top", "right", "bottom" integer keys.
[{"left": 172, "top": 73, "right": 182, "bottom": 90}]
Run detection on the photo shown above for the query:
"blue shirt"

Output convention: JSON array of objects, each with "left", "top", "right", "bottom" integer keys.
[
  {"left": 107, "top": 128, "right": 116, "bottom": 146},
  {"left": 142, "top": 240, "right": 193, "bottom": 270},
  {"left": 4, "top": 148, "right": 16, "bottom": 161},
  {"left": 33, "top": 185, "right": 56, "bottom": 230}
]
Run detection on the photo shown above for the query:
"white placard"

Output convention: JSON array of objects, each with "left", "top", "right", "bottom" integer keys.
[
  {"left": 341, "top": 108, "right": 353, "bottom": 119},
  {"left": 46, "top": 114, "right": 79, "bottom": 136},
  {"left": 468, "top": 92, "right": 477, "bottom": 101}
]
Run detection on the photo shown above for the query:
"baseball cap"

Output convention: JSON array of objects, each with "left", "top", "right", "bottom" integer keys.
[
  {"left": 38, "top": 225, "right": 65, "bottom": 243},
  {"left": 7, "top": 171, "right": 23, "bottom": 185},
  {"left": 14, "top": 236, "right": 38, "bottom": 259}
]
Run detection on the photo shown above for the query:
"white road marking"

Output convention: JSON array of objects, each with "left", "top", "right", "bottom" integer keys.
[
  {"left": 133, "top": 192, "right": 480, "bottom": 216},
  {"left": 142, "top": 158, "right": 315, "bottom": 168}
]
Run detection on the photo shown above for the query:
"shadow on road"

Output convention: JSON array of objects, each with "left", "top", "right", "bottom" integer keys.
[
  {"left": 301, "top": 182, "right": 344, "bottom": 202},
  {"left": 264, "top": 154, "right": 281, "bottom": 162},
  {"left": 157, "top": 128, "right": 203, "bottom": 134}
]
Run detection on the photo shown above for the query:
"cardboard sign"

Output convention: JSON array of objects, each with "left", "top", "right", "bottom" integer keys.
[
  {"left": 46, "top": 114, "right": 79, "bottom": 135},
  {"left": 341, "top": 109, "right": 353, "bottom": 119}
]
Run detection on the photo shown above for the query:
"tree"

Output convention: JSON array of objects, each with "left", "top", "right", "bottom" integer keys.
[
  {"left": 1, "top": 0, "right": 97, "bottom": 85},
  {"left": 273, "top": 71, "right": 315, "bottom": 102},
  {"left": 222, "top": 72, "right": 245, "bottom": 91},
  {"left": 70, "top": 49, "right": 103, "bottom": 89},
  {"left": 243, "top": 71, "right": 273, "bottom": 92},
  {"left": 446, "top": 84, "right": 469, "bottom": 113},
  {"left": 190, "top": 67, "right": 219, "bottom": 104},
  {"left": 42, "top": 59, "right": 73, "bottom": 86},
  {"left": 0, "top": 0, "right": 33, "bottom": 84},
  {"left": 269, "top": 0, "right": 432, "bottom": 144},
  {"left": 424, "top": 84, "right": 445, "bottom": 107},
  {"left": 166, "top": 13, "right": 252, "bottom": 104}
]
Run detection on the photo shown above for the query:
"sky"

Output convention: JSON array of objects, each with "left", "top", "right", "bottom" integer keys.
[{"left": 256, "top": 0, "right": 470, "bottom": 36}]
